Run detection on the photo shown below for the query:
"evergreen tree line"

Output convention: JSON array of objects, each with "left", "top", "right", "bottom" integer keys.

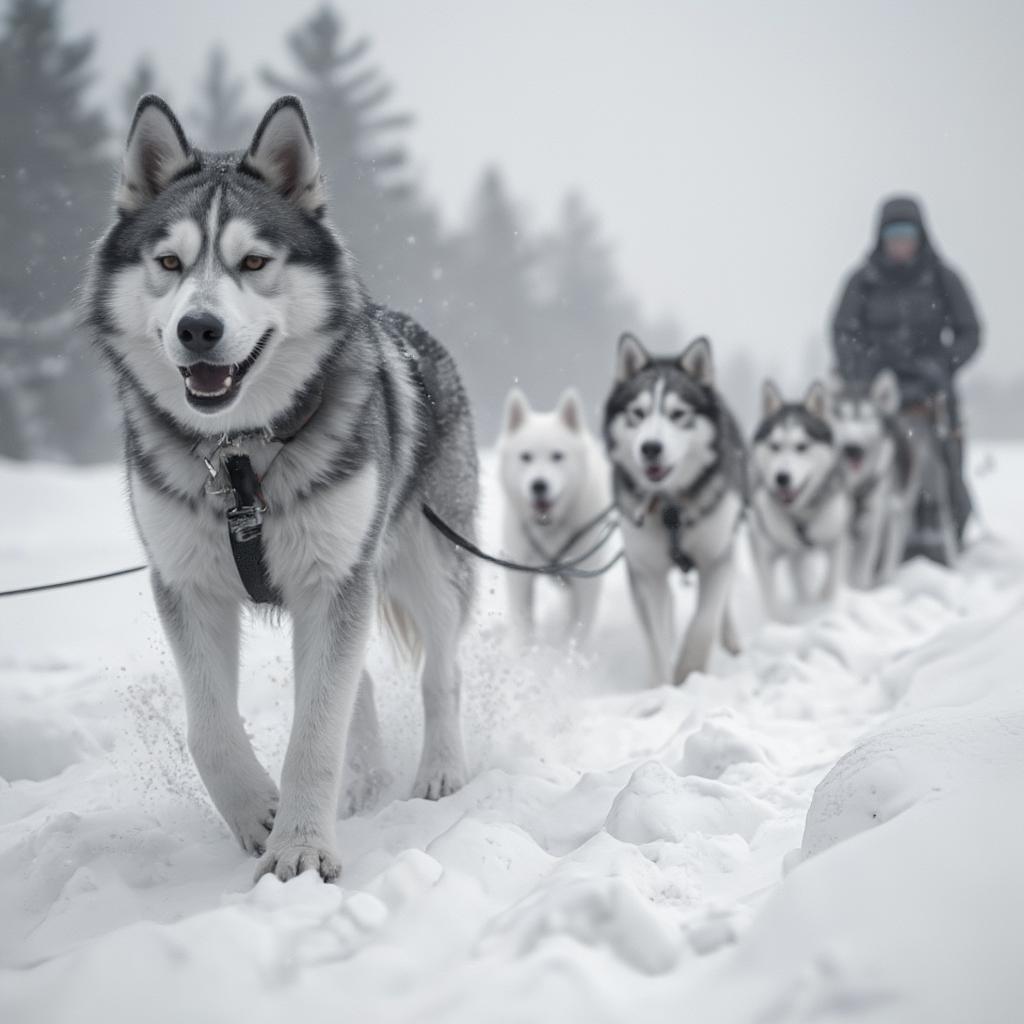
[{"left": 0, "top": 0, "right": 681, "bottom": 462}]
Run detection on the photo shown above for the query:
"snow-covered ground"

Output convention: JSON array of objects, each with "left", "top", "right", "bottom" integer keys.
[{"left": 1, "top": 445, "right": 1023, "bottom": 1022}]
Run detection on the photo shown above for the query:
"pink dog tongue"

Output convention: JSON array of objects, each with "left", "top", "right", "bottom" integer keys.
[{"left": 187, "top": 363, "right": 232, "bottom": 394}]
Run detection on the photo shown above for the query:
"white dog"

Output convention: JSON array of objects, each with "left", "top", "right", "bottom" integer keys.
[{"left": 498, "top": 388, "right": 610, "bottom": 644}]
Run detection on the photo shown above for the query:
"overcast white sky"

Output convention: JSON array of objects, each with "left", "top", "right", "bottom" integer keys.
[{"left": 68, "top": 0, "right": 1024, "bottom": 384}]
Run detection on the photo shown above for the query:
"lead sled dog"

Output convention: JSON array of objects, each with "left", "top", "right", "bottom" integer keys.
[
  {"left": 86, "top": 95, "right": 478, "bottom": 883},
  {"left": 604, "top": 333, "right": 747, "bottom": 685}
]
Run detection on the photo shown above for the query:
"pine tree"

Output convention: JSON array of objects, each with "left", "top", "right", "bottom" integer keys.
[
  {"left": 535, "top": 191, "right": 640, "bottom": 414},
  {"left": 0, "top": 0, "right": 117, "bottom": 461},
  {"left": 189, "top": 47, "right": 250, "bottom": 152},
  {"left": 262, "top": 7, "right": 448, "bottom": 326},
  {"left": 449, "top": 167, "right": 541, "bottom": 437},
  {"left": 0, "top": 0, "right": 110, "bottom": 319}
]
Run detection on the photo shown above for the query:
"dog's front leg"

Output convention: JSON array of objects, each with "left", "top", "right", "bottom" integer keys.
[
  {"left": 851, "top": 496, "right": 885, "bottom": 589},
  {"left": 152, "top": 573, "right": 279, "bottom": 856},
  {"left": 506, "top": 571, "right": 535, "bottom": 646},
  {"left": 255, "top": 567, "right": 374, "bottom": 883},
  {"left": 567, "top": 577, "right": 601, "bottom": 644},
  {"left": 627, "top": 567, "right": 674, "bottom": 685},
  {"left": 821, "top": 537, "right": 847, "bottom": 604},
  {"left": 673, "top": 551, "right": 733, "bottom": 684},
  {"left": 878, "top": 494, "right": 908, "bottom": 584},
  {"left": 749, "top": 533, "right": 783, "bottom": 620}
]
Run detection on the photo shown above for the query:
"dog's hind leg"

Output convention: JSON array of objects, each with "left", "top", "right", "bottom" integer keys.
[
  {"left": 339, "top": 668, "right": 391, "bottom": 817},
  {"left": 152, "top": 573, "right": 279, "bottom": 858},
  {"left": 255, "top": 568, "right": 375, "bottom": 883},
  {"left": 673, "top": 552, "right": 733, "bottom": 684}
]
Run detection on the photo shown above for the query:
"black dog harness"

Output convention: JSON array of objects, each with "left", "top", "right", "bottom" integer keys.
[
  {"left": 221, "top": 453, "right": 279, "bottom": 603},
  {"left": 195, "top": 389, "right": 324, "bottom": 604},
  {"left": 624, "top": 463, "right": 733, "bottom": 576}
]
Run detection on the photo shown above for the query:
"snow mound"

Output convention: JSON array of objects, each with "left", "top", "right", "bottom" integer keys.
[
  {"left": 605, "top": 760, "right": 774, "bottom": 844},
  {"left": 679, "top": 716, "right": 768, "bottom": 779}
]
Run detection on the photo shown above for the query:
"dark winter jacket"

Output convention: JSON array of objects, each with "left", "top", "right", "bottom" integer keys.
[{"left": 831, "top": 197, "right": 981, "bottom": 420}]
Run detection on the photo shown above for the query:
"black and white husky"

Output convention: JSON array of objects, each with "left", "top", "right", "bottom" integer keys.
[
  {"left": 604, "top": 334, "right": 747, "bottom": 685},
  {"left": 830, "top": 370, "right": 912, "bottom": 587},
  {"left": 749, "top": 381, "right": 850, "bottom": 617},
  {"left": 497, "top": 387, "right": 610, "bottom": 644},
  {"left": 85, "top": 95, "right": 478, "bottom": 883}
]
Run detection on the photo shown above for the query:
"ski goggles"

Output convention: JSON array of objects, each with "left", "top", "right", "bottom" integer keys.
[{"left": 881, "top": 221, "right": 920, "bottom": 241}]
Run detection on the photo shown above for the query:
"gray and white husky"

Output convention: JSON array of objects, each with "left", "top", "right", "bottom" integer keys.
[
  {"left": 749, "top": 381, "right": 850, "bottom": 617},
  {"left": 86, "top": 95, "right": 478, "bottom": 883},
  {"left": 830, "top": 370, "right": 912, "bottom": 588},
  {"left": 497, "top": 387, "right": 610, "bottom": 644},
  {"left": 604, "top": 333, "right": 747, "bottom": 685}
]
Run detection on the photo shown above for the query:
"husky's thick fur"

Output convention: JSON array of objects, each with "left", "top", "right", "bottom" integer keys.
[
  {"left": 497, "top": 387, "right": 610, "bottom": 644},
  {"left": 749, "top": 381, "right": 850, "bottom": 616},
  {"left": 86, "top": 95, "right": 477, "bottom": 883},
  {"left": 830, "top": 370, "right": 912, "bottom": 587},
  {"left": 604, "top": 334, "right": 747, "bottom": 685}
]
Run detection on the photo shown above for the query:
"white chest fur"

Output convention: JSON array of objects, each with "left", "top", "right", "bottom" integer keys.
[
  {"left": 130, "top": 460, "right": 379, "bottom": 601},
  {"left": 620, "top": 490, "right": 743, "bottom": 573},
  {"left": 752, "top": 489, "right": 849, "bottom": 553}
]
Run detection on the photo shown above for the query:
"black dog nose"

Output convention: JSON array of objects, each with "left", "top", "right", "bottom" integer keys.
[
  {"left": 531, "top": 479, "right": 548, "bottom": 496},
  {"left": 775, "top": 471, "right": 792, "bottom": 489},
  {"left": 844, "top": 444, "right": 865, "bottom": 461},
  {"left": 177, "top": 311, "right": 224, "bottom": 354},
  {"left": 640, "top": 440, "right": 663, "bottom": 461}
]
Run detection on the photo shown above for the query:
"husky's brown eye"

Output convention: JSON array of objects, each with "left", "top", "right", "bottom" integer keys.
[
  {"left": 242, "top": 254, "right": 268, "bottom": 271},
  {"left": 158, "top": 254, "right": 181, "bottom": 271}
]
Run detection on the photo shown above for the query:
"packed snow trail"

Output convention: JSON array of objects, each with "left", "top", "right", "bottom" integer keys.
[{"left": 0, "top": 447, "right": 1022, "bottom": 1022}]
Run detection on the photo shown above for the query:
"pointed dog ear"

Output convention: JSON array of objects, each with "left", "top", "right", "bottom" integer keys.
[
  {"left": 679, "top": 335, "right": 714, "bottom": 386},
  {"left": 762, "top": 379, "right": 785, "bottom": 417},
  {"left": 870, "top": 368, "right": 901, "bottom": 416},
  {"left": 117, "top": 95, "right": 195, "bottom": 212},
  {"left": 556, "top": 387, "right": 585, "bottom": 433},
  {"left": 503, "top": 387, "right": 530, "bottom": 434},
  {"left": 240, "top": 96, "right": 324, "bottom": 214},
  {"left": 804, "top": 379, "right": 828, "bottom": 420},
  {"left": 616, "top": 332, "right": 651, "bottom": 382}
]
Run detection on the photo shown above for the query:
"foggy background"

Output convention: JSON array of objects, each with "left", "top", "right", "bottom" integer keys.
[{"left": 2, "top": 0, "right": 1021, "bottom": 462}]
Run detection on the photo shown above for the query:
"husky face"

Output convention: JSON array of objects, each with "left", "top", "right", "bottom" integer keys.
[
  {"left": 90, "top": 96, "right": 355, "bottom": 435},
  {"left": 753, "top": 381, "right": 836, "bottom": 508},
  {"left": 499, "top": 388, "right": 590, "bottom": 525},
  {"left": 604, "top": 334, "right": 719, "bottom": 494},
  {"left": 830, "top": 370, "right": 901, "bottom": 485}
]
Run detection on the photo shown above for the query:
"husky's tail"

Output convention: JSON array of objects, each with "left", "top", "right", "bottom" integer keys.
[{"left": 378, "top": 597, "right": 424, "bottom": 668}]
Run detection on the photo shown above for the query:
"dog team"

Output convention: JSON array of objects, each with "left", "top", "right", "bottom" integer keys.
[{"left": 87, "top": 96, "right": 979, "bottom": 880}]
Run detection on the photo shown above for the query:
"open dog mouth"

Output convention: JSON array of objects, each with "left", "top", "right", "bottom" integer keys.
[
  {"left": 644, "top": 464, "right": 672, "bottom": 483},
  {"left": 773, "top": 482, "right": 805, "bottom": 506},
  {"left": 843, "top": 445, "right": 866, "bottom": 472},
  {"left": 532, "top": 497, "right": 554, "bottom": 522},
  {"left": 178, "top": 329, "right": 273, "bottom": 410}
]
